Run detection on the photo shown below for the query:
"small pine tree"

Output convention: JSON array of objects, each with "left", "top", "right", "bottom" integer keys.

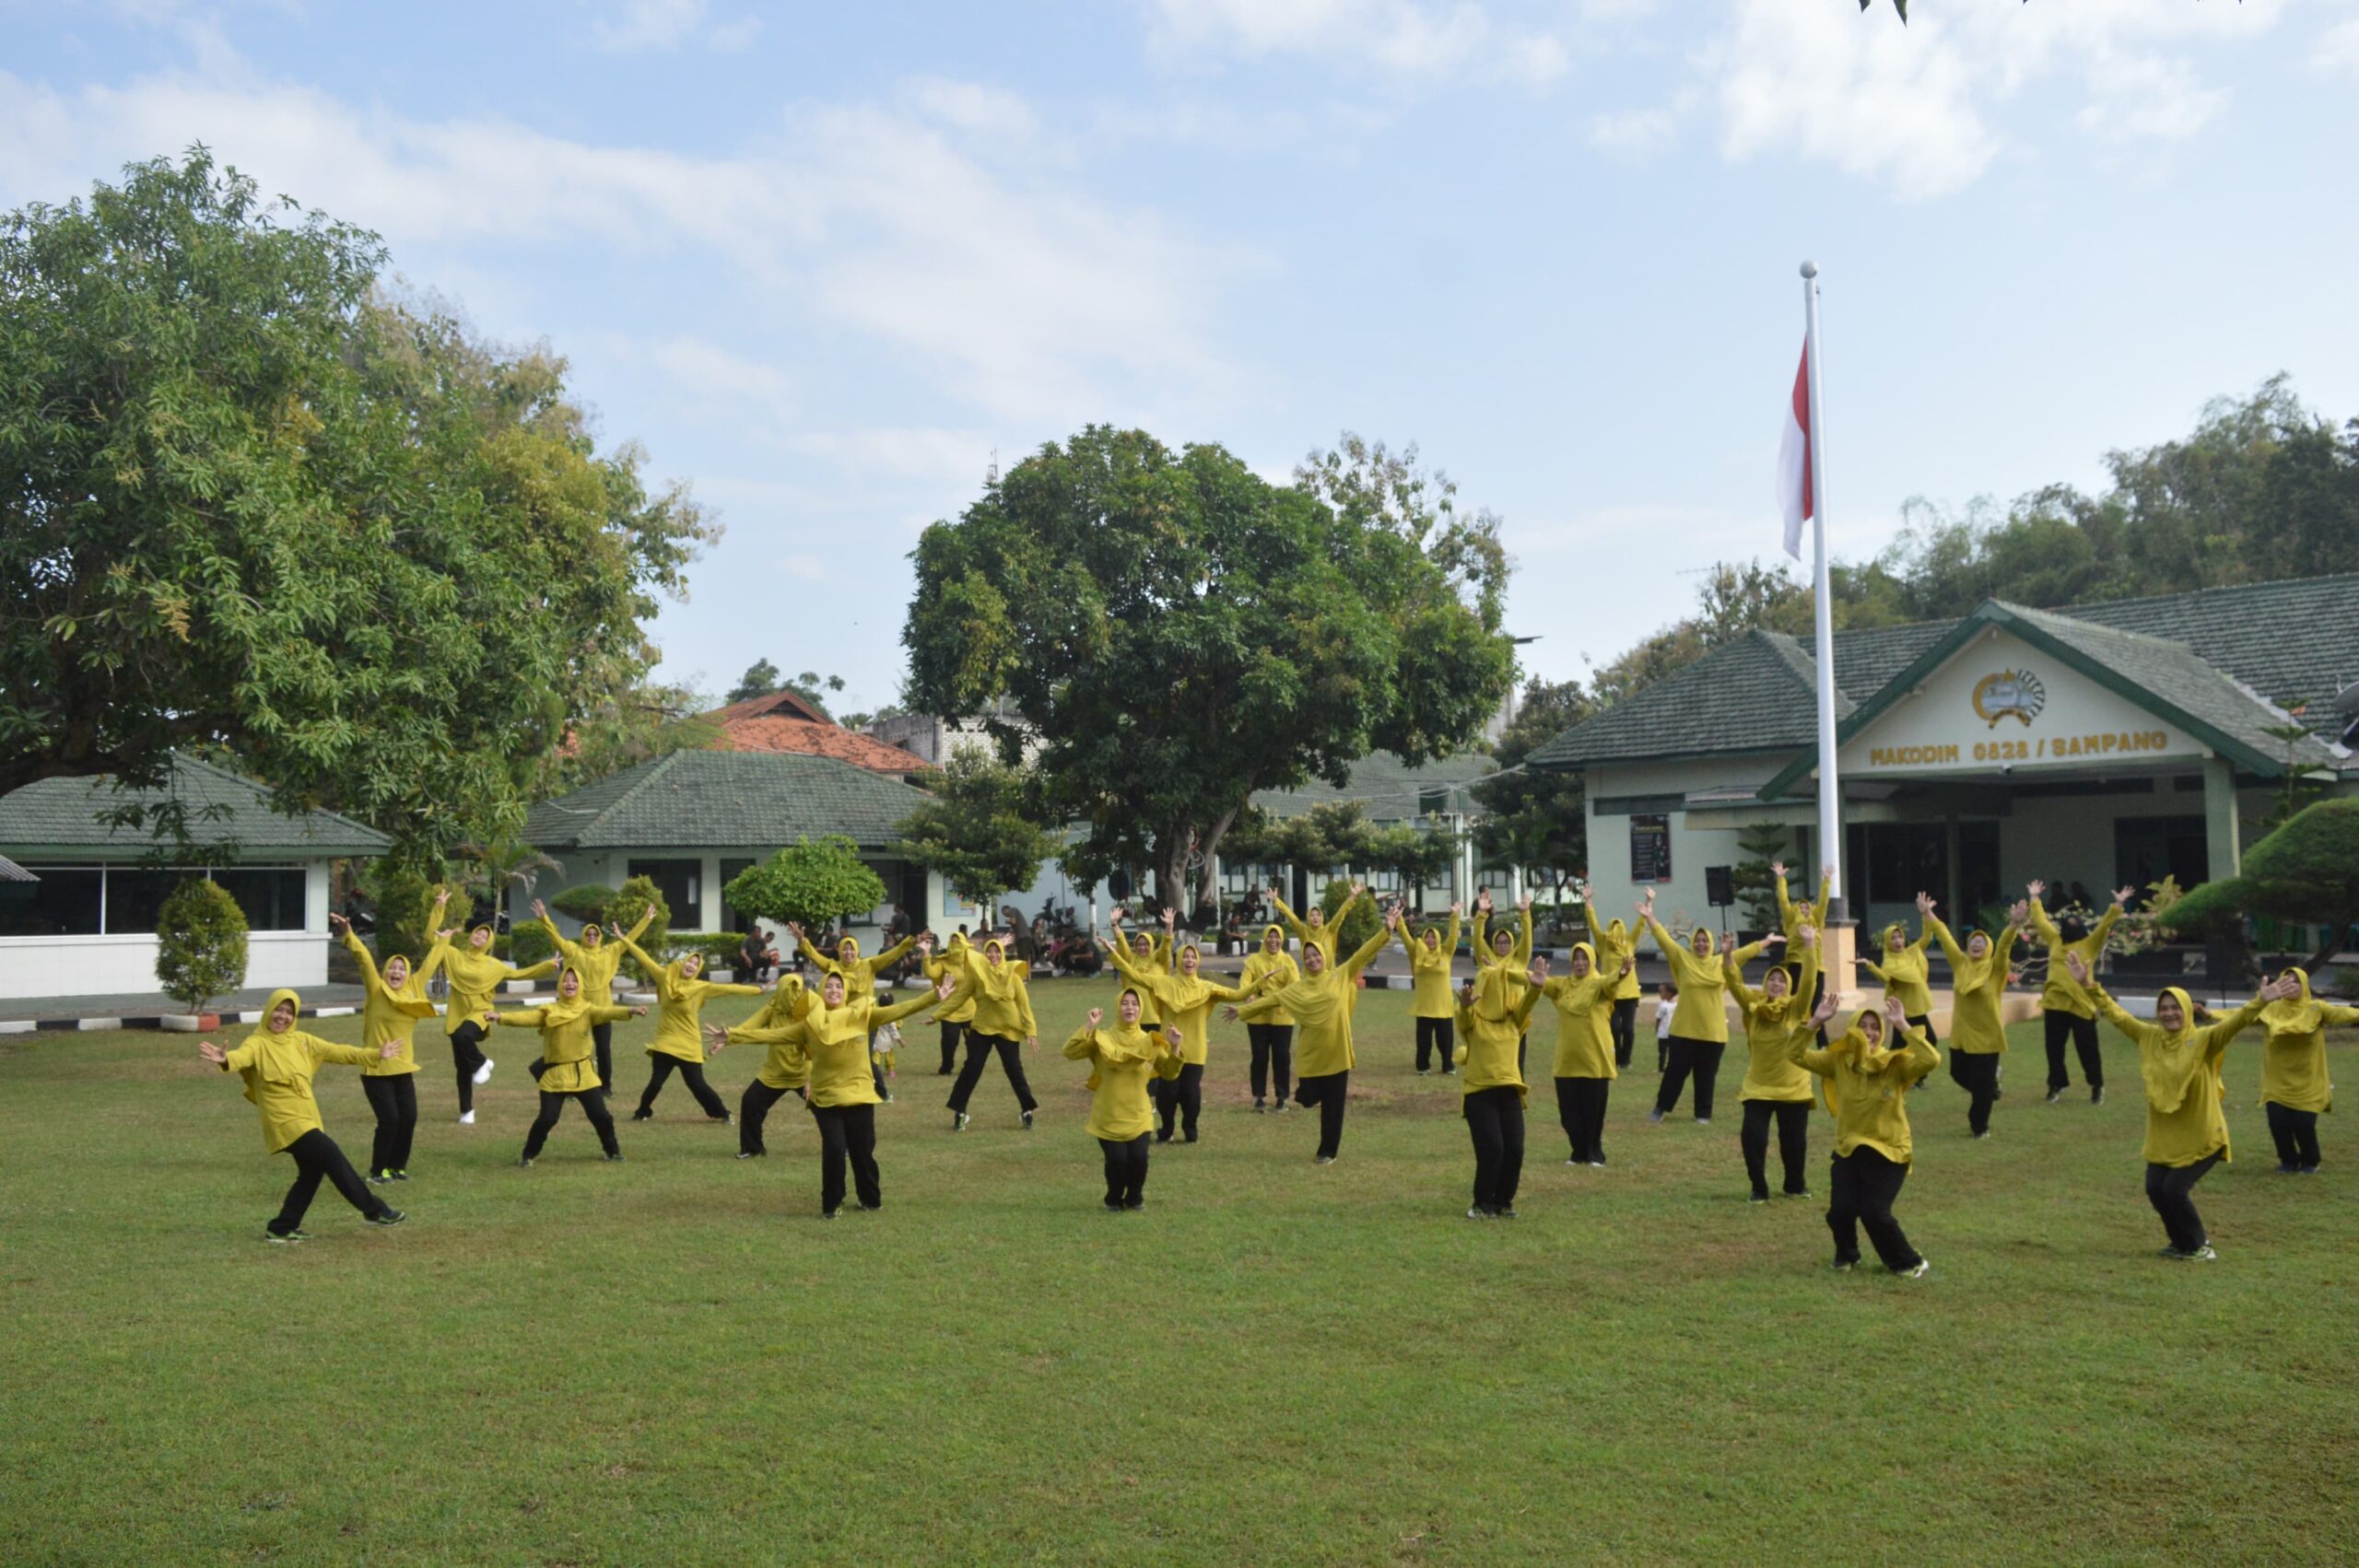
[
  {"left": 1731, "top": 822, "right": 1792, "bottom": 933},
  {"left": 156, "top": 878, "right": 249, "bottom": 1017}
]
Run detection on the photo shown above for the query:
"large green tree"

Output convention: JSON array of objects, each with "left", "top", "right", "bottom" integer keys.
[
  {"left": 903, "top": 427, "right": 1514, "bottom": 907},
  {"left": 0, "top": 148, "right": 714, "bottom": 860},
  {"left": 1473, "top": 676, "right": 1592, "bottom": 895},
  {"left": 895, "top": 752, "right": 1060, "bottom": 919}
]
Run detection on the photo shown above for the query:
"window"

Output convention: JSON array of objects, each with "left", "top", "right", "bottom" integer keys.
[
  {"left": 719, "top": 858, "right": 757, "bottom": 933},
  {"left": 1860, "top": 824, "right": 1947, "bottom": 905},
  {"left": 627, "top": 859, "right": 701, "bottom": 928},
  {"left": 103, "top": 868, "right": 178, "bottom": 935},
  {"left": 0, "top": 865, "right": 102, "bottom": 935},
  {"left": 2116, "top": 816, "right": 2208, "bottom": 900},
  {"left": 211, "top": 868, "right": 306, "bottom": 931}
]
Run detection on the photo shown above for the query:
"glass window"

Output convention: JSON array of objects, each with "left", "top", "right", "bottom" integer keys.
[
  {"left": 626, "top": 859, "right": 701, "bottom": 927},
  {"left": 105, "top": 867, "right": 180, "bottom": 934},
  {"left": 0, "top": 865, "right": 102, "bottom": 935},
  {"left": 210, "top": 868, "right": 307, "bottom": 931},
  {"left": 2115, "top": 816, "right": 2208, "bottom": 900}
]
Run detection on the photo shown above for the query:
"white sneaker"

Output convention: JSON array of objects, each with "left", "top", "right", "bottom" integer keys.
[
  {"left": 1900, "top": 1259, "right": 1931, "bottom": 1279},
  {"left": 458, "top": 1110, "right": 475, "bottom": 1125},
  {"left": 475, "top": 1059, "right": 495, "bottom": 1085}
]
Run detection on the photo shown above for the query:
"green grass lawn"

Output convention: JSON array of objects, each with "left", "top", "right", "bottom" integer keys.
[{"left": 5, "top": 980, "right": 2356, "bottom": 1565}]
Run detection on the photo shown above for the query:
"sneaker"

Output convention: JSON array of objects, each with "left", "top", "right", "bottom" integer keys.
[
  {"left": 1496, "top": 1205, "right": 1518, "bottom": 1220},
  {"left": 1695, "top": 1117, "right": 1711, "bottom": 1127},
  {"left": 1466, "top": 1205, "right": 1492, "bottom": 1220},
  {"left": 1122, "top": 1198, "right": 1145, "bottom": 1211},
  {"left": 821, "top": 1208, "right": 839, "bottom": 1221},
  {"left": 1440, "top": 1067, "right": 1457, "bottom": 1077},
  {"left": 1831, "top": 1259, "right": 1856, "bottom": 1272},
  {"left": 367, "top": 1170, "right": 394, "bottom": 1186},
  {"left": 458, "top": 1110, "right": 475, "bottom": 1126},
  {"left": 1565, "top": 1156, "right": 1583, "bottom": 1166},
  {"left": 264, "top": 1229, "right": 304, "bottom": 1245},
  {"left": 1648, "top": 1109, "right": 1665, "bottom": 1124},
  {"left": 604, "top": 1153, "right": 627, "bottom": 1163},
  {"left": 517, "top": 1156, "right": 534, "bottom": 1168},
  {"left": 1899, "top": 1259, "right": 1930, "bottom": 1279},
  {"left": 735, "top": 1150, "right": 764, "bottom": 1160},
  {"left": 1021, "top": 1109, "right": 1035, "bottom": 1130},
  {"left": 366, "top": 1209, "right": 407, "bottom": 1227},
  {"left": 1253, "top": 1099, "right": 1267, "bottom": 1113},
  {"left": 1783, "top": 1188, "right": 1811, "bottom": 1199},
  {"left": 1749, "top": 1193, "right": 1769, "bottom": 1205},
  {"left": 391, "top": 1170, "right": 409, "bottom": 1182},
  {"left": 857, "top": 1200, "right": 882, "bottom": 1211},
  {"left": 475, "top": 1059, "right": 495, "bottom": 1085},
  {"left": 710, "top": 1113, "right": 734, "bottom": 1126},
  {"left": 1314, "top": 1154, "right": 1337, "bottom": 1165},
  {"left": 881, "top": 1092, "right": 895, "bottom": 1104},
  {"left": 1417, "top": 1068, "right": 1431, "bottom": 1077},
  {"left": 2046, "top": 1087, "right": 2065, "bottom": 1105},
  {"left": 2188, "top": 1243, "right": 2216, "bottom": 1262},
  {"left": 1104, "top": 1199, "right": 1125, "bottom": 1212},
  {"left": 2299, "top": 1165, "right": 2320, "bottom": 1176},
  {"left": 1972, "top": 1129, "right": 1992, "bottom": 1141},
  {"left": 2278, "top": 1162, "right": 2301, "bottom": 1175},
  {"left": 2092, "top": 1086, "right": 2106, "bottom": 1106},
  {"left": 1589, "top": 1159, "right": 1608, "bottom": 1169},
  {"left": 631, "top": 1109, "right": 653, "bottom": 1122},
  {"left": 1273, "top": 1101, "right": 1293, "bottom": 1114},
  {"left": 953, "top": 1111, "right": 970, "bottom": 1132}
]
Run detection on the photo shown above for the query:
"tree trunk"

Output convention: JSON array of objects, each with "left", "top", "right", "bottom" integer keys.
[{"left": 1192, "top": 805, "right": 1240, "bottom": 923}]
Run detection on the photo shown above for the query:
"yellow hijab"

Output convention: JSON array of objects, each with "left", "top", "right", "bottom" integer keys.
[
  {"left": 2140, "top": 987, "right": 2214, "bottom": 1114},
  {"left": 235, "top": 989, "right": 311, "bottom": 1095},
  {"left": 2261, "top": 968, "right": 2324, "bottom": 1038}
]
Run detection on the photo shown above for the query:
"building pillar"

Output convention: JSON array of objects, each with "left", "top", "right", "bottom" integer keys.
[{"left": 2202, "top": 755, "right": 2242, "bottom": 881}]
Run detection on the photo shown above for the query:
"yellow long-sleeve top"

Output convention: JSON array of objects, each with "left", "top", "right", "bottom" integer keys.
[
  {"left": 1108, "top": 942, "right": 1249, "bottom": 1065},
  {"left": 1541, "top": 947, "right": 1620, "bottom": 1079},
  {"left": 734, "top": 991, "right": 940, "bottom": 1108},
  {"left": 1471, "top": 908, "right": 1536, "bottom": 1024},
  {"left": 1729, "top": 945, "right": 1821, "bottom": 1104},
  {"left": 2257, "top": 968, "right": 2353, "bottom": 1114},
  {"left": 1236, "top": 927, "right": 1391, "bottom": 1078},
  {"left": 2026, "top": 899, "right": 2122, "bottom": 1019},
  {"left": 1790, "top": 1021, "right": 1939, "bottom": 1164},
  {"left": 1776, "top": 871, "right": 1831, "bottom": 945},
  {"left": 344, "top": 930, "right": 445, "bottom": 1077},
  {"left": 800, "top": 931, "right": 919, "bottom": 995},
  {"left": 1111, "top": 932, "right": 1172, "bottom": 1025},
  {"left": 924, "top": 939, "right": 978, "bottom": 1024},
  {"left": 1641, "top": 917, "right": 1757, "bottom": 1045},
  {"left": 547, "top": 909, "right": 652, "bottom": 1006},
  {"left": 2089, "top": 984, "right": 2269, "bottom": 1166},
  {"left": 217, "top": 992, "right": 379, "bottom": 1154},
  {"left": 1454, "top": 967, "right": 1542, "bottom": 1100},
  {"left": 1407, "top": 911, "right": 1461, "bottom": 1019},
  {"left": 1860, "top": 925, "right": 1934, "bottom": 1018},
  {"left": 1273, "top": 891, "right": 1360, "bottom": 966},
  {"left": 496, "top": 1000, "right": 635, "bottom": 1094},
  {"left": 725, "top": 977, "right": 816, "bottom": 1091},
  {"left": 613, "top": 933, "right": 761, "bottom": 1062},
  {"left": 1063, "top": 1023, "right": 1185, "bottom": 1141},
  {"left": 1584, "top": 904, "right": 1642, "bottom": 1002},
  {"left": 1926, "top": 916, "right": 2017, "bottom": 1055},
  {"left": 944, "top": 941, "right": 1039, "bottom": 1041},
  {"left": 1240, "top": 931, "right": 1300, "bottom": 1026},
  {"left": 440, "top": 930, "right": 557, "bottom": 1036}
]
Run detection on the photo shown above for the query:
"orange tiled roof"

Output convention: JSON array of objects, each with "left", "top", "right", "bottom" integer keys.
[{"left": 716, "top": 714, "right": 932, "bottom": 776}]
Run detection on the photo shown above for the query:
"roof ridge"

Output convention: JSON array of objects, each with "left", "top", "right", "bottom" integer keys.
[
  {"left": 2059, "top": 572, "right": 2359, "bottom": 615},
  {"left": 1996, "top": 600, "right": 2193, "bottom": 656}
]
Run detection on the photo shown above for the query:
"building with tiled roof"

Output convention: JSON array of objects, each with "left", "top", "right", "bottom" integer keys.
[
  {"left": 1528, "top": 576, "right": 2359, "bottom": 939},
  {"left": 705, "top": 689, "right": 932, "bottom": 778}
]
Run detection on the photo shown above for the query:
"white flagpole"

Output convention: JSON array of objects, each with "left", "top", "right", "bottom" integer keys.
[{"left": 1801, "top": 260, "right": 1843, "bottom": 919}]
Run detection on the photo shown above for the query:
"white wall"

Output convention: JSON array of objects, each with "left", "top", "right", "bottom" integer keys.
[
  {"left": 1588, "top": 756, "right": 1791, "bottom": 936},
  {"left": 0, "top": 863, "right": 335, "bottom": 1002}
]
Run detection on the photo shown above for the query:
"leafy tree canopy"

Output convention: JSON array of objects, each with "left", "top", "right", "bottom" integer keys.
[
  {"left": 1473, "top": 676, "right": 1591, "bottom": 890},
  {"left": 895, "top": 751, "right": 1060, "bottom": 916},
  {"left": 2165, "top": 799, "right": 2359, "bottom": 971},
  {"left": 0, "top": 148, "right": 715, "bottom": 862},
  {"left": 156, "top": 878, "right": 249, "bottom": 1015},
  {"left": 723, "top": 837, "right": 886, "bottom": 933},
  {"left": 903, "top": 427, "right": 1515, "bottom": 907}
]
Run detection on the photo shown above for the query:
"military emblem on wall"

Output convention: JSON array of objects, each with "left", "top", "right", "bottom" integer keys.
[{"left": 1970, "top": 669, "right": 2046, "bottom": 728}]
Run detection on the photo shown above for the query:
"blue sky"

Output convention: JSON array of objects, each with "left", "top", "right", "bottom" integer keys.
[{"left": 7, "top": 0, "right": 2357, "bottom": 720}]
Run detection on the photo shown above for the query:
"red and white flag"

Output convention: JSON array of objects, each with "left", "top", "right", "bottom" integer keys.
[{"left": 1777, "top": 339, "right": 1812, "bottom": 559}]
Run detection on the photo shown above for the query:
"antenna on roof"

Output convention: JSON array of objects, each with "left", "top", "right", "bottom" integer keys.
[{"left": 986, "top": 448, "right": 999, "bottom": 486}]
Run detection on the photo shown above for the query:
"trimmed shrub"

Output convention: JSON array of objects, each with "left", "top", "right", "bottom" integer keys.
[{"left": 157, "top": 878, "right": 249, "bottom": 1016}]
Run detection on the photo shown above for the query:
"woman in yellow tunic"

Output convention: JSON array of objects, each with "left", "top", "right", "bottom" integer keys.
[
  {"left": 925, "top": 931, "right": 978, "bottom": 1074},
  {"left": 1270, "top": 880, "right": 1365, "bottom": 967},
  {"left": 2025, "top": 880, "right": 2130, "bottom": 1104},
  {"left": 1859, "top": 899, "right": 1938, "bottom": 1055},
  {"left": 1472, "top": 889, "right": 1538, "bottom": 1072},
  {"left": 2257, "top": 967, "right": 2354, "bottom": 1173},
  {"left": 497, "top": 968, "right": 645, "bottom": 1165},
  {"left": 1789, "top": 994, "right": 1938, "bottom": 1275},
  {"left": 788, "top": 921, "right": 920, "bottom": 992},
  {"left": 608, "top": 930, "right": 762, "bottom": 1123},
  {"left": 436, "top": 907, "right": 558, "bottom": 1124},
  {"left": 1240, "top": 924, "right": 1301, "bottom": 1112},
  {"left": 1638, "top": 890, "right": 1776, "bottom": 1126},
  {"left": 1064, "top": 990, "right": 1186, "bottom": 1211},
  {"left": 1106, "top": 911, "right": 1252, "bottom": 1143},
  {"left": 330, "top": 909, "right": 448, "bottom": 1185},
  {"left": 1408, "top": 904, "right": 1463, "bottom": 1076},
  {"left": 1538, "top": 942, "right": 1628, "bottom": 1166},
  {"left": 197, "top": 989, "right": 407, "bottom": 1240},
  {"left": 712, "top": 965, "right": 944, "bottom": 1216},
  {"left": 1231, "top": 912, "right": 1397, "bottom": 1163},
  {"left": 1729, "top": 928, "right": 1823, "bottom": 1203},
  {"left": 943, "top": 936, "right": 1041, "bottom": 1131},
  {"left": 1769, "top": 860, "right": 1832, "bottom": 944},
  {"left": 1578, "top": 880, "right": 1643, "bottom": 1070},
  {"left": 1455, "top": 960, "right": 1545, "bottom": 1218},
  {"left": 2071, "top": 955, "right": 2296, "bottom": 1258},
  {"left": 1925, "top": 897, "right": 2026, "bottom": 1139},
  {"left": 529, "top": 897, "right": 653, "bottom": 1097},
  {"left": 722, "top": 975, "right": 816, "bottom": 1159}
]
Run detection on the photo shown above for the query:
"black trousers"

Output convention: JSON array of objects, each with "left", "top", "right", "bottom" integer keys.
[
  {"left": 2266, "top": 1101, "right": 2322, "bottom": 1170},
  {"left": 738, "top": 1079, "right": 806, "bottom": 1155},
  {"left": 450, "top": 1020, "right": 490, "bottom": 1115},
  {"left": 1414, "top": 1015, "right": 1454, "bottom": 1071},
  {"left": 2146, "top": 1152, "right": 2224, "bottom": 1251},
  {"left": 1952, "top": 1051, "right": 2000, "bottom": 1134},
  {"left": 1248, "top": 1024, "right": 1295, "bottom": 1104},
  {"left": 1827, "top": 1147, "right": 1919, "bottom": 1270},
  {"left": 938, "top": 1020, "right": 964, "bottom": 1074},
  {"left": 1555, "top": 1076, "right": 1610, "bottom": 1163},
  {"left": 640, "top": 1054, "right": 729, "bottom": 1118},
  {"left": 1655, "top": 1036, "right": 1726, "bottom": 1120},
  {"left": 1741, "top": 1099, "right": 1813, "bottom": 1198},
  {"left": 360, "top": 1073, "right": 419, "bottom": 1175},
  {"left": 522, "top": 1089, "right": 619, "bottom": 1160},
  {"left": 1156, "top": 1062, "right": 1205, "bottom": 1141},
  {"left": 2044, "top": 1012, "right": 2103, "bottom": 1091},
  {"left": 813, "top": 1103, "right": 880, "bottom": 1213},
  {"left": 1295, "top": 1070, "right": 1349, "bottom": 1158},
  {"left": 1100, "top": 1133, "right": 1150, "bottom": 1209},
  {"left": 271, "top": 1129, "right": 387, "bottom": 1235},
  {"left": 947, "top": 1032, "right": 1039, "bottom": 1115},
  {"left": 1464, "top": 1085, "right": 1527, "bottom": 1211},
  {"left": 592, "top": 1022, "right": 615, "bottom": 1095},
  {"left": 1611, "top": 999, "right": 1637, "bottom": 1070}
]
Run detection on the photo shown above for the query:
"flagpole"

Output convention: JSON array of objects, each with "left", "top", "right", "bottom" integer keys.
[{"left": 1801, "top": 260, "right": 1843, "bottom": 921}]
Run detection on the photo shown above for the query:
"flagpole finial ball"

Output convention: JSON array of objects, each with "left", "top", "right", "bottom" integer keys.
[{"left": 1800, "top": 260, "right": 1819, "bottom": 279}]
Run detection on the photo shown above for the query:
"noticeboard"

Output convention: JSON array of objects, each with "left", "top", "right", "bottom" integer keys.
[{"left": 1630, "top": 814, "right": 1672, "bottom": 883}]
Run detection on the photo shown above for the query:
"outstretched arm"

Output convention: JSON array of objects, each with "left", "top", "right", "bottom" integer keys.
[
  {"left": 872, "top": 934, "right": 918, "bottom": 970},
  {"left": 1269, "top": 894, "right": 1314, "bottom": 948}
]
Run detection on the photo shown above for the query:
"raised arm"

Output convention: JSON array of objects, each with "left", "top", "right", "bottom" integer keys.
[
  {"left": 1788, "top": 995, "right": 1843, "bottom": 1075},
  {"left": 1269, "top": 893, "right": 1315, "bottom": 948},
  {"left": 871, "top": 991, "right": 944, "bottom": 1029},
  {"left": 610, "top": 930, "right": 671, "bottom": 999},
  {"left": 795, "top": 929, "right": 843, "bottom": 975},
  {"left": 2068, "top": 956, "right": 2150, "bottom": 1046},
  {"left": 306, "top": 1037, "right": 383, "bottom": 1070},
  {"left": 508, "top": 955, "right": 560, "bottom": 982},
  {"left": 1514, "top": 901, "right": 1533, "bottom": 967},
  {"left": 1343, "top": 920, "right": 1393, "bottom": 978},
  {"left": 413, "top": 935, "right": 452, "bottom": 989},
  {"left": 2025, "top": 891, "right": 2061, "bottom": 946},
  {"left": 2086, "top": 896, "right": 2125, "bottom": 951},
  {"left": 1809, "top": 869, "right": 1832, "bottom": 930},
  {"left": 336, "top": 919, "right": 388, "bottom": 998},
  {"left": 1924, "top": 913, "right": 1966, "bottom": 970},
  {"left": 872, "top": 934, "right": 918, "bottom": 970},
  {"left": 1469, "top": 909, "right": 1495, "bottom": 969},
  {"left": 1722, "top": 954, "right": 1761, "bottom": 1012}
]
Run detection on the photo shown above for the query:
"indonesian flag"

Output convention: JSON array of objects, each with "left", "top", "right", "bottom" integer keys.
[{"left": 1778, "top": 338, "right": 1812, "bottom": 560}]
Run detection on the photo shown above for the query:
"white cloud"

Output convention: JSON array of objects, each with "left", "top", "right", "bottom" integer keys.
[
  {"left": 590, "top": 0, "right": 758, "bottom": 53},
  {"left": 1587, "top": 103, "right": 1677, "bottom": 156},
  {"left": 1144, "top": 0, "right": 1568, "bottom": 85},
  {"left": 2314, "top": 16, "right": 2359, "bottom": 74}
]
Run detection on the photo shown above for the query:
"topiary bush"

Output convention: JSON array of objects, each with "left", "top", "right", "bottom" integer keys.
[
  {"left": 606, "top": 875, "right": 672, "bottom": 983},
  {"left": 549, "top": 883, "right": 616, "bottom": 925},
  {"left": 157, "top": 877, "right": 249, "bottom": 1016},
  {"left": 1320, "top": 880, "right": 1381, "bottom": 961},
  {"left": 511, "top": 921, "right": 556, "bottom": 968},
  {"left": 725, "top": 837, "right": 887, "bottom": 933}
]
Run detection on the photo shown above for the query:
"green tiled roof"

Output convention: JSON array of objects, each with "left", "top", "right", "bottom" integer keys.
[
  {"left": 1531, "top": 575, "right": 2359, "bottom": 777},
  {"left": 1251, "top": 750, "right": 1497, "bottom": 822},
  {"left": 0, "top": 756, "right": 393, "bottom": 857},
  {"left": 523, "top": 750, "right": 933, "bottom": 852}
]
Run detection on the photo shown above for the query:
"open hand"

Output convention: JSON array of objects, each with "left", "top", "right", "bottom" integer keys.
[
  {"left": 379, "top": 1042, "right": 402, "bottom": 1059},
  {"left": 1799, "top": 924, "right": 1818, "bottom": 949},
  {"left": 327, "top": 912, "right": 350, "bottom": 936},
  {"left": 2064, "top": 951, "right": 2092, "bottom": 985},
  {"left": 1915, "top": 891, "right": 1936, "bottom": 916},
  {"left": 197, "top": 1039, "right": 226, "bottom": 1066},
  {"left": 1770, "top": 860, "right": 1788, "bottom": 880},
  {"left": 2026, "top": 878, "right": 2047, "bottom": 901},
  {"left": 2007, "top": 899, "right": 2030, "bottom": 929},
  {"left": 2112, "top": 886, "right": 2135, "bottom": 907}
]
